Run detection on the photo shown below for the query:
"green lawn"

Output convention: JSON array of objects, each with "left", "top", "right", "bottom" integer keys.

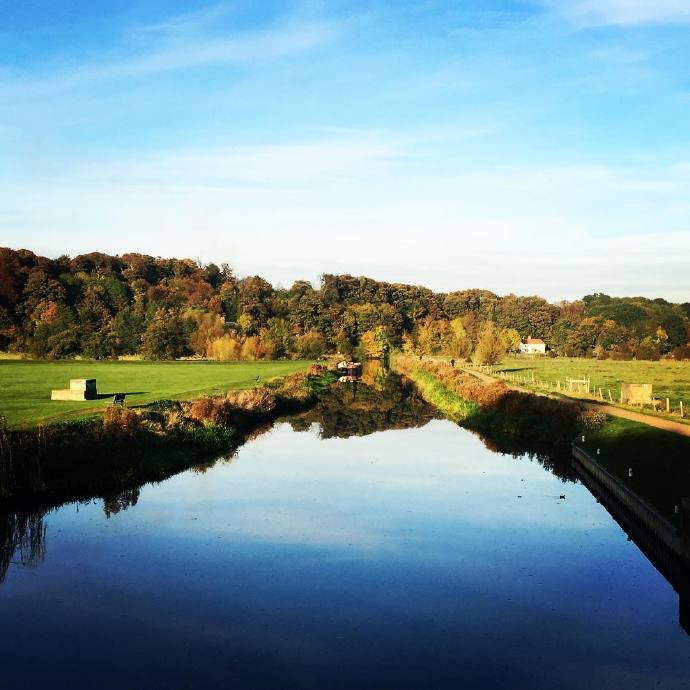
[
  {"left": 494, "top": 357, "right": 690, "bottom": 411},
  {"left": 0, "top": 360, "right": 313, "bottom": 428},
  {"left": 581, "top": 417, "right": 690, "bottom": 524}
]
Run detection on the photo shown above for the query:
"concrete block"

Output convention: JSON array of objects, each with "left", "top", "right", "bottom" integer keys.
[
  {"left": 51, "top": 389, "right": 88, "bottom": 401},
  {"left": 52, "top": 378, "right": 97, "bottom": 401}
]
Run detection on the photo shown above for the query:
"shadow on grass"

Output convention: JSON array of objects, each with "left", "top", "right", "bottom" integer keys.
[{"left": 93, "top": 391, "right": 148, "bottom": 400}]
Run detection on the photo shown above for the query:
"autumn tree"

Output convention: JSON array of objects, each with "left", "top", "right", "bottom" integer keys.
[
  {"left": 473, "top": 322, "right": 507, "bottom": 365},
  {"left": 140, "top": 309, "right": 193, "bottom": 360}
]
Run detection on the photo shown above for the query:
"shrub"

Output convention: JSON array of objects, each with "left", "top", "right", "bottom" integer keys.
[
  {"left": 188, "top": 396, "right": 234, "bottom": 425},
  {"left": 226, "top": 387, "right": 277, "bottom": 414},
  {"left": 578, "top": 409, "right": 607, "bottom": 431},
  {"left": 103, "top": 406, "right": 142, "bottom": 435}
]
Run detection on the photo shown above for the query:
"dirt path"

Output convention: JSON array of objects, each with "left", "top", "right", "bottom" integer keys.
[{"left": 462, "top": 366, "right": 690, "bottom": 439}]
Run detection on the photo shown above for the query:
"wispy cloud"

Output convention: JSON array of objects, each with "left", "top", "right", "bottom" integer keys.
[
  {"left": 1, "top": 5, "right": 340, "bottom": 98},
  {"left": 540, "top": 0, "right": 690, "bottom": 27},
  {"left": 69, "top": 135, "right": 409, "bottom": 188}
]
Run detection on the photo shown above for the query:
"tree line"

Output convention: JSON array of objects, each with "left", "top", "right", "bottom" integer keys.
[{"left": 1, "top": 248, "right": 688, "bottom": 363}]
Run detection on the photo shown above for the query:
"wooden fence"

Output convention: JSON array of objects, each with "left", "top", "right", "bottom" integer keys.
[{"left": 493, "top": 368, "right": 687, "bottom": 419}]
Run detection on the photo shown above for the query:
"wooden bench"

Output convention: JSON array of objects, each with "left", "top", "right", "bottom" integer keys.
[{"left": 109, "top": 393, "right": 126, "bottom": 406}]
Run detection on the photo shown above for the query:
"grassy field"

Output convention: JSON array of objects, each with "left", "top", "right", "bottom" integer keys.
[
  {"left": 581, "top": 417, "right": 690, "bottom": 523},
  {"left": 493, "top": 357, "right": 690, "bottom": 412},
  {"left": 0, "top": 360, "right": 313, "bottom": 428}
]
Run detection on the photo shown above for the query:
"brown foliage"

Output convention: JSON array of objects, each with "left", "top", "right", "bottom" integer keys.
[
  {"left": 103, "top": 406, "right": 142, "bottom": 435},
  {"left": 225, "top": 387, "right": 277, "bottom": 414},
  {"left": 188, "top": 396, "right": 234, "bottom": 425}
]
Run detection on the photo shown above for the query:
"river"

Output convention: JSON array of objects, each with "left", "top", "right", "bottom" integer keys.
[{"left": 1, "top": 375, "right": 689, "bottom": 689}]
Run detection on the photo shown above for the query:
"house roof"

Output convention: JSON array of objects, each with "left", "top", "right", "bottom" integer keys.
[{"left": 522, "top": 338, "right": 545, "bottom": 345}]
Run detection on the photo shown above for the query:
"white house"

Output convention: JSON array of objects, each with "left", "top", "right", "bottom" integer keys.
[{"left": 519, "top": 337, "right": 546, "bottom": 355}]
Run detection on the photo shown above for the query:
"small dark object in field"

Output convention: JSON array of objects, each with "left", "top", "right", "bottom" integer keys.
[
  {"left": 517, "top": 495, "right": 522, "bottom": 498},
  {"left": 559, "top": 495, "right": 566, "bottom": 500}
]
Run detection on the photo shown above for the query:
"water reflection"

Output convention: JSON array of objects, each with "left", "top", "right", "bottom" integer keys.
[
  {"left": 102, "top": 487, "right": 140, "bottom": 518},
  {"left": 289, "top": 362, "right": 440, "bottom": 439},
  {"left": 0, "top": 508, "right": 47, "bottom": 584},
  {"left": 1, "top": 418, "right": 689, "bottom": 689},
  {"left": 1, "top": 369, "right": 690, "bottom": 689}
]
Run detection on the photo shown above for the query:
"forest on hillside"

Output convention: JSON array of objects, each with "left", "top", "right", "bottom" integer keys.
[{"left": 1, "top": 248, "right": 688, "bottom": 363}]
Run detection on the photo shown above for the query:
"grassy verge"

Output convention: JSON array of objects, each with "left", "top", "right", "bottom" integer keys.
[
  {"left": 579, "top": 417, "right": 690, "bottom": 524},
  {"left": 0, "top": 359, "right": 313, "bottom": 428},
  {"left": 404, "top": 369, "right": 480, "bottom": 422}
]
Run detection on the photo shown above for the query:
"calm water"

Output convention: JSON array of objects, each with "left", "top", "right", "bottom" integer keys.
[{"left": 2, "top": 416, "right": 690, "bottom": 688}]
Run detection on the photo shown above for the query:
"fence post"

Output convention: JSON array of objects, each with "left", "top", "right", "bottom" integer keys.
[{"left": 667, "top": 398, "right": 670, "bottom": 413}]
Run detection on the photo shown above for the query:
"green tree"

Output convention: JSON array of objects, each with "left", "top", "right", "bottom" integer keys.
[{"left": 140, "top": 309, "right": 193, "bottom": 360}]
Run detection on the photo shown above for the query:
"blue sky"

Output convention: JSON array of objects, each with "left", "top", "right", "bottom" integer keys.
[{"left": 1, "top": 0, "right": 689, "bottom": 300}]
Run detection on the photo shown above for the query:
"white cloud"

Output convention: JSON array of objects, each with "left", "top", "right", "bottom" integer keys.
[
  {"left": 541, "top": 0, "right": 690, "bottom": 26},
  {"left": 4, "top": 134, "right": 690, "bottom": 301},
  {"left": 80, "top": 137, "right": 409, "bottom": 188}
]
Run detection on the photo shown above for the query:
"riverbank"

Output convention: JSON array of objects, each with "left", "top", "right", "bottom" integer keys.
[
  {"left": 393, "top": 355, "right": 690, "bottom": 524},
  {"left": 0, "top": 367, "right": 337, "bottom": 505},
  {"left": 392, "top": 354, "right": 602, "bottom": 444},
  {"left": 0, "top": 359, "right": 314, "bottom": 428}
]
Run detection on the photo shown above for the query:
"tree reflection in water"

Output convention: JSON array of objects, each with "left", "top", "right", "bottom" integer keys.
[
  {"left": 0, "top": 508, "right": 47, "bottom": 584},
  {"left": 289, "top": 362, "right": 576, "bottom": 482},
  {"left": 0, "top": 364, "right": 584, "bottom": 585},
  {"left": 289, "top": 361, "right": 440, "bottom": 439},
  {"left": 102, "top": 488, "right": 140, "bottom": 518}
]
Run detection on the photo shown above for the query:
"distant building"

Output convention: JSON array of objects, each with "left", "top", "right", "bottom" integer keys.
[{"left": 519, "top": 337, "right": 546, "bottom": 355}]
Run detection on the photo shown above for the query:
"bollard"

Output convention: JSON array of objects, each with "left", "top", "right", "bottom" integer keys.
[
  {"left": 667, "top": 398, "right": 670, "bottom": 413},
  {"left": 581, "top": 435, "right": 585, "bottom": 443},
  {"left": 628, "top": 467, "right": 633, "bottom": 478},
  {"left": 596, "top": 448, "right": 601, "bottom": 456}
]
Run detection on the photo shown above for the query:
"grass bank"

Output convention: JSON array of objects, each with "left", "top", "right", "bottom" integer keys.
[
  {"left": 393, "top": 355, "right": 597, "bottom": 444},
  {"left": 0, "top": 367, "right": 337, "bottom": 505},
  {"left": 404, "top": 369, "right": 480, "bottom": 422},
  {"left": 0, "top": 359, "right": 313, "bottom": 428}
]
